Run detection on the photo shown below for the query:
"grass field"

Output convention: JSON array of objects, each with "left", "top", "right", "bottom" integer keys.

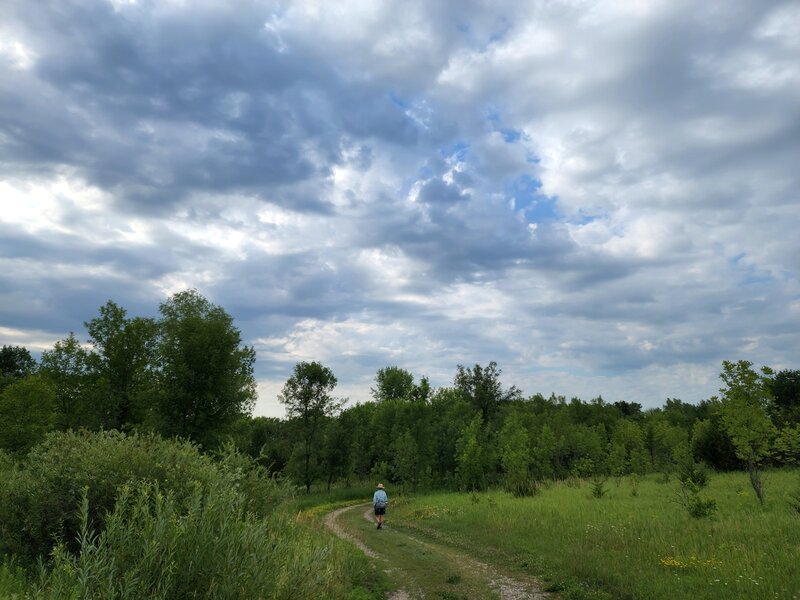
[{"left": 388, "top": 470, "right": 800, "bottom": 599}]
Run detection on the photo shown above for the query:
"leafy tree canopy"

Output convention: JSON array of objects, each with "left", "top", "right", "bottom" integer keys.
[
  {"left": 371, "top": 366, "right": 415, "bottom": 402},
  {"left": 158, "top": 289, "right": 256, "bottom": 447}
]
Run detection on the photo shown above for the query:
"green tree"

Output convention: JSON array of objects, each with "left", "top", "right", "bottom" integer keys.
[
  {"left": 235, "top": 416, "right": 292, "bottom": 473},
  {"left": 606, "top": 441, "right": 627, "bottom": 477},
  {"left": 499, "top": 412, "right": 532, "bottom": 495},
  {"left": 280, "top": 361, "right": 340, "bottom": 492},
  {"left": 690, "top": 399, "right": 740, "bottom": 470},
  {"left": 85, "top": 300, "right": 158, "bottom": 430},
  {"left": 40, "top": 333, "right": 97, "bottom": 430},
  {"left": 0, "top": 345, "right": 36, "bottom": 392},
  {"left": 530, "top": 424, "right": 557, "bottom": 480},
  {"left": 0, "top": 376, "right": 56, "bottom": 456},
  {"left": 454, "top": 361, "right": 520, "bottom": 423},
  {"left": 774, "top": 425, "right": 800, "bottom": 465},
  {"left": 391, "top": 428, "right": 420, "bottom": 491},
  {"left": 411, "top": 376, "right": 431, "bottom": 403},
  {"left": 157, "top": 290, "right": 256, "bottom": 447},
  {"left": 718, "top": 360, "right": 776, "bottom": 505},
  {"left": 646, "top": 418, "right": 689, "bottom": 472},
  {"left": 771, "top": 369, "right": 800, "bottom": 425},
  {"left": 456, "top": 414, "right": 486, "bottom": 491},
  {"left": 428, "top": 388, "right": 474, "bottom": 483},
  {"left": 371, "top": 366, "right": 415, "bottom": 402},
  {"left": 321, "top": 418, "right": 350, "bottom": 490},
  {"left": 607, "top": 420, "right": 648, "bottom": 475}
]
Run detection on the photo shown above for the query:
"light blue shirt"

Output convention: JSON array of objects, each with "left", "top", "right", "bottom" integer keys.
[{"left": 373, "top": 489, "right": 388, "bottom": 506}]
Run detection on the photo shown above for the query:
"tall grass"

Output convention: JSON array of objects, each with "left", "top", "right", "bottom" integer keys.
[
  {"left": 28, "top": 481, "right": 380, "bottom": 599},
  {"left": 391, "top": 470, "right": 800, "bottom": 600},
  {"left": 0, "top": 431, "right": 385, "bottom": 600},
  {"left": 0, "top": 559, "right": 27, "bottom": 599}
]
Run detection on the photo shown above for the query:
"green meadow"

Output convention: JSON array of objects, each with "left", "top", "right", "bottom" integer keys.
[{"left": 387, "top": 471, "right": 800, "bottom": 599}]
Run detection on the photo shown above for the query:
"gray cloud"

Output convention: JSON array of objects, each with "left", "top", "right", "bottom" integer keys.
[{"left": 1, "top": 0, "right": 799, "bottom": 413}]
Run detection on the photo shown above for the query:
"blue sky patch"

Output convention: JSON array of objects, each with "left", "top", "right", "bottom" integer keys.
[{"left": 511, "top": 175, "right": 560, "bottom": 222}]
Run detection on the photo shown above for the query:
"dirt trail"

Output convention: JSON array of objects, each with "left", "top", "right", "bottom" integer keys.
[
  {"left": 324, "top": 505, "right": 380, "bottom": 559},
  {"left": 324, "top": 503, "right": 551, "bottom": 600}
]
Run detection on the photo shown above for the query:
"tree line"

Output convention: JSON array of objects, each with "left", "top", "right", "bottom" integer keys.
[
  {"left": 2, "top": 292, "right": 798, "bottom": 500},
  {"left": 0, "top": 290, "right": 255, "bottom": 454},
  {"left": 253, "top": 360, "right": 800, "bottom": 502}
]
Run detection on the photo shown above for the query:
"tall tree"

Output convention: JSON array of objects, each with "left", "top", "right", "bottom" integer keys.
[
  {"left": 530, "top": 424, "right": 557, "bottom": 480},
  {"left": 770, "top": 369, "right": 800, "bottom": 426},
  {"left": 371, "top": 366, "right": 415, "bottom": 402},
  {"left": 391, "top": 428, "right": 420, "bottom": 491},
  {"left": 0, "top": 376, "right": 56, "bottom": 456},
  {"left": 0, "top": 345, "right": 36, "bottom": 392},
  {"left": 454, "top": 362, "right": 520, "bottom": 422},
  {"left": 456, "top": 414, "right": 486, "bottom": 491},
  {"left": 321, "top": 418, "right": 349, "bottom": 490},
  {"left": 499, "top": 412, "right": 531, "bottom": 495},
  {"left": 718, "top": 360, "right": 776, "bottom": 505},
  {"left": 85, "top": 300, "right": 158, "bottom": 430},
  {"left": 157, "top": 290, "right": 256, "bottom": 447},
  {"left": 280, "top": 361, "right": 340, "bottom": 492},
  {"left": 39, "top": 333, "right": 97, "bottom": 430}
]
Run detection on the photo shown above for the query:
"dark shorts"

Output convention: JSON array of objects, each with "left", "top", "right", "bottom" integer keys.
[{"left": 374, "top": 506, "right": 386, "bottom": 516}]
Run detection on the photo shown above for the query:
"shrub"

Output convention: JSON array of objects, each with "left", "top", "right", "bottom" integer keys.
[
  {"left": 685, "top": 493, "right": 718, "bottom": 519},
  {"left": 630, "top": 474, "right": 640, "bottom": 497},
  {"left": 0, "top": 430, "right": 231, "bottom": 562},
  {"left": 569, "top": 457, "right": 595, "bottom": 479},
  {"left": 0, "top": 448, "right": 15, "bottom": 472},
  {"left": 0, "top": 559, "right": 28, "bottom": 599},
  {"left": 214, "top": 441, "right": 293, "bottom": 517},
  {"left": 590, "top": 478, "right": 607, "bottom": 499},
  {"left": 31, "top": 480, "right": 378, "bottom": 600}
]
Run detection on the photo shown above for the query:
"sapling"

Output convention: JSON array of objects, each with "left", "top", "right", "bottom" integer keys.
[{"left": 591, "top": 477, "right": 607, "bottom": 499}]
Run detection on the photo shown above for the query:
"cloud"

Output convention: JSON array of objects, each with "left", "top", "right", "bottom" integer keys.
[{"left": 1, "top": 0, "right": 799, "bottom": 414}]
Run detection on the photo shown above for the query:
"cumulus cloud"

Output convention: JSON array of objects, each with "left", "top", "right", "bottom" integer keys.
[{"left": 1, "top": 0, "right": 798, "bottom": 415}]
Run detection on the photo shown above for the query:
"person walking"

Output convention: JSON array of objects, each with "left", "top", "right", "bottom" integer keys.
[{"left": 373, "top": 483, "right": 388, "bottom": 529}]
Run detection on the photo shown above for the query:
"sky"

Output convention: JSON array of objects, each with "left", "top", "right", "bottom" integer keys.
[{"left": 1, "top": 0, "right": 799, "bottom": 417}]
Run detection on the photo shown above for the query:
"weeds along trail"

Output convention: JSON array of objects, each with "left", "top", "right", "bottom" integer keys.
[{"left": 324, "top": 503, "right": 551, "bottom": 600}]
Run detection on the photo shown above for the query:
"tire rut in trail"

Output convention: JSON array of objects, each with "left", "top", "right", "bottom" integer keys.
[
  {"left": 324, "top": 504, "right": 411, "bottom": 599},
  {"left": 323, "top": 504, "right": 380, "bottom": 559},
  {"left": 324, "top": 503, "right": 552, "bottom": 600}
]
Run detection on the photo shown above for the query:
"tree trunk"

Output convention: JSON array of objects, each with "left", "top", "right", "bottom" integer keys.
[{"left": 747, "top": 454, "right": 765, "bottom": 506}]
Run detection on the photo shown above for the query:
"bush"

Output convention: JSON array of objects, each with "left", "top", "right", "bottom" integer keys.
[
  {"left": 0, "top": 448, "right": 15, "bottom": 472},
  {"left": 685, "top": 493, "right": 718, "bottom": 519},
  {"left": 0, "top": 430, "right": 218, "bottom": 562},
  {"left": 590, "top": 478, "right": 607, "bottom": 499},
  {"left": 0, "top": 430, "right": 283, "bottom": 563},
  {"left": 214, "top": 440, "right": 293, "bottom": 516},
  {"left": 0, "top": 559, "right": 28, "bottom": 599},
  {"left": 31, "top": 480, "right": 380, "bottom": 600}
]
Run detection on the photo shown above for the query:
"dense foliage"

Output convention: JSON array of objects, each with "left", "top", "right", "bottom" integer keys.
[
  {"left": 2, "top": 290, "right": 255, "bottom": 449},
  {"left": 233, "top": 362, "right": 800, "bottom": 498},
  {"left": 0, "top": 431, "right": 382, "bottom": 599}
]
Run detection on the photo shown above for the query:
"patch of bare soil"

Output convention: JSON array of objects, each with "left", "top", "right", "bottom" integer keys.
[
  {"left": 359, "top": 504, "right": 548, "bottom": 600},
  {"left": 325, "top": 503, "right": 551, "bottom": 600},
  {"left": 325, "top": 504, "right": 411, "bottom": 599},
  {"left": 324, "top": 504, "right": 380, "bottom": 559}
]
